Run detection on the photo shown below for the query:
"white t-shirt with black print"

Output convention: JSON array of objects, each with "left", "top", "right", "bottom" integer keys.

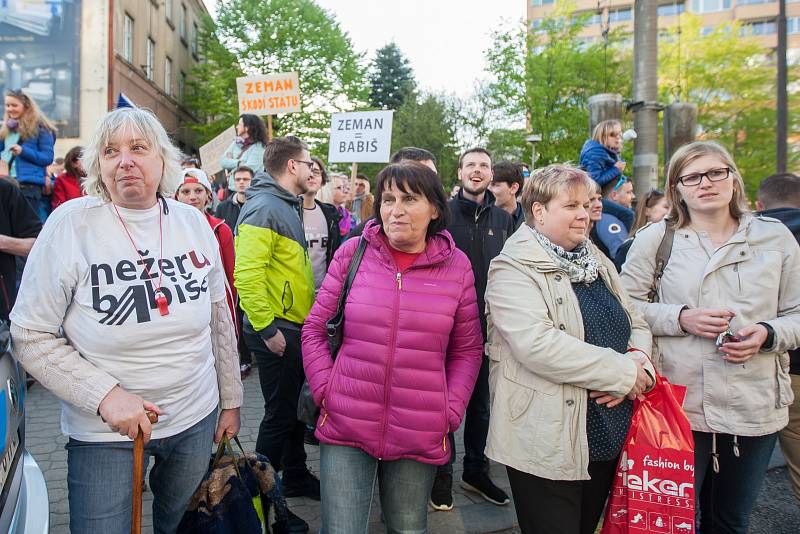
[
  {"left": 11, "top": 196, "right": 226, "bottom": 442},
  {"left": 303, "top": 203, "right": 329, "bottom": 291}
]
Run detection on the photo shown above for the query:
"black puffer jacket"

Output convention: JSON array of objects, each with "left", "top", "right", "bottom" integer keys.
[
  {"left": 758, "top": 207, "right": 800, "bottom": 374},
  {"left": 447, "top": 189, "right": 515, "bottom": 341}
]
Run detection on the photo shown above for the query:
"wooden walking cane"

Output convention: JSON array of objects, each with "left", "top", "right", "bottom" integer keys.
[{"left": 132, "top": 410, "right": 159, "bottom": 534}]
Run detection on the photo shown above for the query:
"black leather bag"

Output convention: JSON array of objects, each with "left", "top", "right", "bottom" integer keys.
[{"left": 297, "top": 237, "right": 368, "bottom": 426}]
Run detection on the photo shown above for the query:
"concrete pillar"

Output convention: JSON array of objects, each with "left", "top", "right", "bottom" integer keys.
[
  {"left": 588, "top": 93, "right": 623, "bottom": 136},
  {"left": 632, "top": 0, "right": 660, "bottom": 197},
  {"left": 663, "top": 103, "right": 698, "bottom": 166}
]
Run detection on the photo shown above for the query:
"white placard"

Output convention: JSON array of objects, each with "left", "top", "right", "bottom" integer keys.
[
  {"left": 327, "top": 110, "right": 394, "bottom": 163},
  {"left": 198, "top": 126, "right": 236, "bottom": 177},
  {"left": 236, "top": 72, "right": 301, "bottom": 116}
]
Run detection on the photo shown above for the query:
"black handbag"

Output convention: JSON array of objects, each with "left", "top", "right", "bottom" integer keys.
[{"left": 297, "top": 236, "right": 368, "bottom": 426}]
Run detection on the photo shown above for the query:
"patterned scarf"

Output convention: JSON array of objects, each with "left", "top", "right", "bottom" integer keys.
[{"left": 530, "top": 227, "right": 599, "bottom": 284}]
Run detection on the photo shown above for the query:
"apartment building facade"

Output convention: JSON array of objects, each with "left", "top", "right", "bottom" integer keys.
[
  {"left": 0, "top": 0, "right": 209, "bottom": 157},
  {"left": 527, "top": 0, "right": 800, "bottom": 57}
]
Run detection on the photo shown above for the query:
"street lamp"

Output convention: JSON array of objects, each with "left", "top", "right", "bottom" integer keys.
[{"left": 525, "top": 134, "right": 542, "bottom": 170}]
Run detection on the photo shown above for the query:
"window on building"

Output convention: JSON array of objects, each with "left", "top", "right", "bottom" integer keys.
[
  {"left": 165, "top": 0, "right": 173, "bottom": 20},
  {"left": 145, "top": 38, "right": 155, "bottom": 80},
  {"left": 574, "top": 11, "right": 602, "bottom": 25},
  {"left": 165, "top": 57, "right": 173, "bottom": 96},
  {"left": 741, "top": 19, "right": 777, "bottom": 35},
  {"left": 531, "top": 0, "right": 555, "bottom": 6},
  {"left": 123, "top": 14, "right": 134, "bottom": 63},
  {"left": 691, "top": 0, "right": 731, "bottom": 12},
  {"left": 180, "top": 4, "right": 187, "bottom": 42},
  {"left": 737, "top": 0, "right": 771, "bottom": 5},
  {"left": 609, "top": 7, "right": 633, "bottom": 23},
  {"left": 179, "top": 71, "right": 186, "bottom": 101},
  {"left": 192, "top": 22, "right": 199, "bottom": 57},
  {"left": 658, "top": 2, "right": 686, "bottom": 16},
  {"left": 789, "top": 17, "right": 800, "bottom": 35}
]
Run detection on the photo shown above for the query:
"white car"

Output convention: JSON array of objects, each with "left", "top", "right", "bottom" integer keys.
[{"left": 0, "top": 326, "right": 48, "bottom": 533}]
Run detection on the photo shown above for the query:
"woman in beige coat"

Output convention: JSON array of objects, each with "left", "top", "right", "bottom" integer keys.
[
  {"left": 485, "top": 164, "right": 653, "bottom": 534},
  {"left": 621, "top": 141, "right": 800, "bottom": 533}
]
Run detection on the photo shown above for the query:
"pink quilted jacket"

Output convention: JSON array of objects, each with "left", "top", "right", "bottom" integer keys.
[{"left": 301, "top": 220, "right": 483, "bottom": 465}]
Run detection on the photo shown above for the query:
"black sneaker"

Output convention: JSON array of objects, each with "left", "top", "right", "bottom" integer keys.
[
  {"left": 282, "top": 470, "right": 321, "bottom": 501},
  {"left": 460, "top": 470, "right": 510, "bottom": 506},
  {"left": 303, "top": 427, "right": 319, "bottom": 446},
  {"left": 429, "top": 471, "right": 454, "bottom": 511},
  {"left": 272, "top": 508, "right": 310, "bottom": 533}
]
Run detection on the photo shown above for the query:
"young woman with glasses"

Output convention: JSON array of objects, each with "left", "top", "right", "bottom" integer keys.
[{"left": 621, "top": 141, "right": 800, "bottom": 533}]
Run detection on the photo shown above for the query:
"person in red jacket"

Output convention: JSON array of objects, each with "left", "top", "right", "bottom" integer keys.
[
  {"left": 51, "top": 146, "right": 85, "bottom": 210},
  {"left": 175, "top": 168, "right": 237, "bottom": 329}
]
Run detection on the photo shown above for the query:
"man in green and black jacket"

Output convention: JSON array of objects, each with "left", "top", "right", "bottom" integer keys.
[{"left": 234, "top": 135, "right": 319, "bottom": 499}]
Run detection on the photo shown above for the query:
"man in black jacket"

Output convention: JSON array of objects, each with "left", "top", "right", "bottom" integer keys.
[
  {"left": 431, "top": 147, "right": 514, "bottom": 511},
  {"left": 215, "top": 165, "right": 253, "bottom": 231},
  {"left": 0, "top": 178, "right": 41, "bottom": 319},
  {"left": 757, "top": 172, "right": 800, "bottom": 503}
]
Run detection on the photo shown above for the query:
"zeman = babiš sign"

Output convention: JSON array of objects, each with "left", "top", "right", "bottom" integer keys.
[
  {"left": 327, "top": 110, "right": 394, "bottom": 163},
  {"left": 236, "top": 72, "right": 301, "bottom": 115}
]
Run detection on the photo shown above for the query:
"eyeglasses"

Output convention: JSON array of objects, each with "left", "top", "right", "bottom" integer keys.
[
  {"left": 292, "top": 159, "right": 315, "bottom": 171},
  {"left": 311, "top": 168, "right": 322, "bottom": 176},
  {"left": 677, "top": 167, "right": 731, "bottom": 187}
]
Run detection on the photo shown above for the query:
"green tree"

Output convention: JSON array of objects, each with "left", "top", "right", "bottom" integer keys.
[
  {"left": 659, "top": 14, "right": 800, "bottom": 194},
  {"left": 485, "top": 4, "right": 632, "bottom": 167},
  {"left": 188, "top": 0, "right": 368, "bottom": 146},
  {"left": 369, "top": 42, "right": 416, "bottom": 110},
  {"left": 185, "top": 15, "right": 245, "bottom": 142}
]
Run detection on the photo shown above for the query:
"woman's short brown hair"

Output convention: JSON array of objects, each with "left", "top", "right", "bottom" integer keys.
[
  {"left": 373, "top": 162, "right": 448, "bottom": 239},
  {"left": 520, "top": 164, "right": 594, "bottom": 226},
  {"left": 665, "top": 141, "right": 750, "bottom": 229}
]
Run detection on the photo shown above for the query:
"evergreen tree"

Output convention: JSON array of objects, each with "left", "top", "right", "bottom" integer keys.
[{"left": 368, "top": 42, "right": 416, "bottom": 110}]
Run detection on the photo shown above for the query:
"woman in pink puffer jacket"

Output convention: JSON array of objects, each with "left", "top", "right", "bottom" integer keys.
[{"left": 302, "top": 162, "right": 483, "bottom": 534}]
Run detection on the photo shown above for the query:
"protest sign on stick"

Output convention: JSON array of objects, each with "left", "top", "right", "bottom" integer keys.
[
  {"left": 198, "top": 126, "right": 236, "bottom": 177},
  {"left": 236, "top": 72, "right": 301, "bottom": 139},
  {"left": 328, "top": 110, "right": 394, "bottom": 191}
]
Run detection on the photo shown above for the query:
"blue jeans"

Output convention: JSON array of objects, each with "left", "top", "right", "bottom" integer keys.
[
  {"left": 320, "top": 444, "right": 436, "bottom": 534},
  {"left": 66, "top": 409, "right": 217, "bottom": 534},
  {"left": 694, "top": 431, "right": 778, "bottom": 534}
]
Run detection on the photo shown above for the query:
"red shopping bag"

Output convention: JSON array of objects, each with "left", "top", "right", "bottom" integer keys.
[{"left": 601, "top": 375, "right": 695, "bottom": 534}]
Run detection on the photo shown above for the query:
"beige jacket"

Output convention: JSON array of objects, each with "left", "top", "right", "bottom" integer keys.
[
  {"left": 620, "top": 215, "right": 800, "bottom": 436},
  {"left": 485, "top": 225, "right": 653, "bottom": 481}
]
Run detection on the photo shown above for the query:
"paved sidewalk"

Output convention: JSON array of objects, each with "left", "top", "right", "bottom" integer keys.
[
  {"left": 24, "top": 367, "right": 800, "bottom": 533},
  {"left": 25, "top": 368, "right": 518, "bottom": 533}
]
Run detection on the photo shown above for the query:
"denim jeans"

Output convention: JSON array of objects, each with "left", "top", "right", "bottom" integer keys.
[
  {"left": 439, "top": 354, "right": 490, "bottom": 475},
  {"left": 245, "top": 327, "right": 308, "bottom": 478},
  {"left": 66, "top": 409, "right": 216, "bottom": 534},
  {"left": 320, "top": 444, "right": 436, "bottom": 534},
  {"left": 694, "top": 431, "right": 778, "bottom": 534}
]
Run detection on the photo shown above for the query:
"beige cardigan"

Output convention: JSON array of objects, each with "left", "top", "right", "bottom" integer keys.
[
  {"left": 620, "top": 215, "right": 800, "bottom": 436},
  {"left": 485, "top": 225, "right": 653, "bottom": 481}
]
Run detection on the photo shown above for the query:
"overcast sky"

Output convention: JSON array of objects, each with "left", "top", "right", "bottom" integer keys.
[{"left": 206, "top": 0, "right": 525, "bottom": 96}]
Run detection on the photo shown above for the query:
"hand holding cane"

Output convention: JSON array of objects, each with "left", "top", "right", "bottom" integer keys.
[{"left": 132, "top": 410, "right": 159, "bottom": 534}]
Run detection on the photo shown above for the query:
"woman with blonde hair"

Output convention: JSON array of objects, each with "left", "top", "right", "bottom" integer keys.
[
  {"left": 485, "top": 164, "right": 654, "bottom": 534},
  {"left": 10, "top": 107, "right": 242, "bottom": 534},
  {"left": 1, "top": 89, "right": 57, "bottom": 221},
  {"left": 621, "top": 141, "right": 800, "bottom": 533}
]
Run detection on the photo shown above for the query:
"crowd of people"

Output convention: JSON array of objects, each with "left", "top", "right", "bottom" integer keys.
[{"left": 2, "top": 89, "right": 800, "bottom": 534}]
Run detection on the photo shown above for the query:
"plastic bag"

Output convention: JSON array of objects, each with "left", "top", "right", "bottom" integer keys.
[{"left": 601, "top": 375, "right": 696, "bottom": 534}]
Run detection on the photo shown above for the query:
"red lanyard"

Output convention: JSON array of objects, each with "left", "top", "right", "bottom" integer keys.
[{"left": 112, "top": 203, "right": 170, "bottom": 316}]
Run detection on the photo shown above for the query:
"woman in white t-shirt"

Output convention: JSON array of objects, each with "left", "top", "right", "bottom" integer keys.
[{"left": 10, "top": 107, "right": 243, "bottom": 534}]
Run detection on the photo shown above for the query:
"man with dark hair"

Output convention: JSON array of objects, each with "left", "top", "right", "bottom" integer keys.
[
  {"left": 390, "top": 146, "right": 437, "bottom": 171},
  {"left": 757, "top": 172, "right": 800, "bottom": 504},
  {"left": 488, "top": 161, "right": 525, "bottom": 230},
  {"left": 431, "top": 147, "right": 513, "bottom": 511},
  {"left": 215, "top": 165, "right": 254, "bottom": 232},
  {"left": 234, "top": 136, "right": 320, "bottom": 501}
]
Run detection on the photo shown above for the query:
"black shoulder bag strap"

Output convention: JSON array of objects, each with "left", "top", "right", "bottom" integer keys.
[
  {"left": 326, "top": 236, "right": 368, "bottom": 359},
  {"left": 647, "top": 224, "right": 676, "bottom": 303}
]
